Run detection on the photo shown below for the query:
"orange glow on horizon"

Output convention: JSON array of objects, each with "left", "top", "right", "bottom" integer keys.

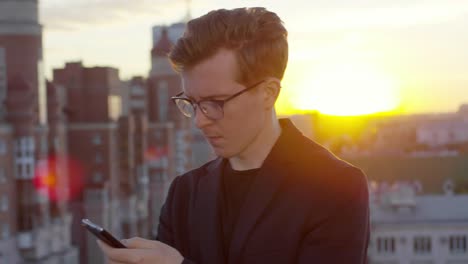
[{"left": 278, "top": 60, "right": 401, "bottom": 117}]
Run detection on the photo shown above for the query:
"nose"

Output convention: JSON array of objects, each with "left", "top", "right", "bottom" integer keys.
[{"left": 193, "top": 106, "right": 211, "bottom": 129}]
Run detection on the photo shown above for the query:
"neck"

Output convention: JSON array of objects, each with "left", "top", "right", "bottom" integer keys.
[{"left": 229, "top": 115, "right": 282, "bottom": 171}]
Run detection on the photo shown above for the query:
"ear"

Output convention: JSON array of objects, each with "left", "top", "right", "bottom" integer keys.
[{"left": 262, "top": 78, "right": 281, "bottom": 110}]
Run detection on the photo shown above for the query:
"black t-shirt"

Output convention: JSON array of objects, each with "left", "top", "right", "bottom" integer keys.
[{"left": 221, "top": 162, "right": 260, "bottom": 260}]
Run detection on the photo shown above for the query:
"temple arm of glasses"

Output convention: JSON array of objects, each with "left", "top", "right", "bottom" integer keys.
[{"left": 171, "top": 92, "right": 185, "bottom": 100}]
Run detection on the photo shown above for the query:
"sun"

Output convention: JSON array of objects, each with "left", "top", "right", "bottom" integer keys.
[{"left": 291, "top": 61, "right": 400, "bottom": 116}]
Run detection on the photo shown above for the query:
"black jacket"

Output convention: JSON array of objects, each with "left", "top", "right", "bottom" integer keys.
[{"left": 156, "top": 119, "right": 369, "bottom": 264}]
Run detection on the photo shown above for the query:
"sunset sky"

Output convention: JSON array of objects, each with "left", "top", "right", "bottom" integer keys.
[{"left": 40, "top": 0, "right": 468, "bottom": 116}]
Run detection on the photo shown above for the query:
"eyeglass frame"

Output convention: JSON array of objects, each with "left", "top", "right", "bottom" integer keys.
[{"left": 170, "top": 79, "right": 266, "bottom": 120}]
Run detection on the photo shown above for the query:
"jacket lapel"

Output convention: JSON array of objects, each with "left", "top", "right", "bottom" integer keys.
[
  {"left": 227, "top": 119, "right": 299, "bottom": 264},
  {"left": 192, "top": 157, "right": 227, "bottom": 264}
]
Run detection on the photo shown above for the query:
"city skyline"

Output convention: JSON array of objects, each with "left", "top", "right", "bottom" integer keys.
[
  {"left": 1, "top": 2, "right": 468, "bottom": 262},
  {"left": 41, "top": 0, "right": 468, "bottom": 115}
]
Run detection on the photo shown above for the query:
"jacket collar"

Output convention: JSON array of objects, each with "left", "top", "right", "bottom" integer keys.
[{"left": 192, "top": 118, "right": 304, "bottom": 264}]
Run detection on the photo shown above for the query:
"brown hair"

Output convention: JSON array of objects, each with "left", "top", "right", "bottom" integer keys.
[{"left": 169, "top": 7, "right": 288, "bottom": 85}]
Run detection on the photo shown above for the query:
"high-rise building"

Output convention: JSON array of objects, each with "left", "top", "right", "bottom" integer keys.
[
  {"left": 0, "top": 1, "right": 77, "bottom": 263},
  {"left": 53, "top": 62, "right": 123, "bottom": 264},
  {"left": 151, "top": 23, "right": 185, "bottom": 54},
  {"left": 148, "top": 25, "right": 195, "bottom": 237},
  {"left": 149, "top": 21, "right": 223, "bottom": 235},
  {"left": 151, "top": 21, "right": 219, "bottom": 170},
  {"left": 120, "top": 77, "right": 151, "bottom": 238},
  {"left": 0, "top": 112, "right": 17, "bottom": 263},
  {"left": 149, "top": 26, "right": 192, "bottom": 171},
  {"left": 45, "top": 80, "right": 79, "bottom": 263},
  {"left": 0, "top": 47, "right": 6, "bottom": 120},
  {"left": 118, "top": 115, "right": 148, "bottom": 239},
  {"left": 0, "top": 0, "right": 46, "bottom": 125}
]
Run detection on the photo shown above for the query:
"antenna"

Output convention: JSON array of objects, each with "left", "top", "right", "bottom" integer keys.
[{"left": 184, "top": 0, "right": 192, "bottom": 22}]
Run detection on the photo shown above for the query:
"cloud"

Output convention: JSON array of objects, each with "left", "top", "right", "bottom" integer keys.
[{"left": 40, "top": 0, "right": 185, "bottom": 31}]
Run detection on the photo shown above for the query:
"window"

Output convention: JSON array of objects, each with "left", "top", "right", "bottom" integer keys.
[
  {"left": 1, "top": 223, "right": 9, "bottom": 239},
  {"left": 0, "top": 168, "right": 6, "bottom": 183},
  {"left": 155, "top": 131, "right": 162, "bottom": 140},
  {"left": 93, "top": 172, "right": 103, "bottom": 183},
  {"left": 93, "top": 134, "right": 102, "bottom": 145},
  {"left": 0, "top": 47, "right": 6, "bottom": 121},
  {"left": 0, "top": 140, "right": 6, "bottom": 155},
  {"left": 377, "top": 237, "right": 396, "bottom": 254},
  {"left": 0, "top": 196, "right": 7, "bottom": 212},
  {"left": 16, "top": 164, "right": 22, "bottom": 178},
  {"left": 108, "top": 95, "right": 122, "bottom": 121},
  {"left": 41, "top": 138, "right": 48, "bottom": 153},
  {"left": 157, "top": 80, "right": 168, "bottom": 122},
  {"left": 450, "top": 236, "right": 467, "bottom": 254},
  {"left": 53, "top": 137, "right": 60, "bottom": 149},
  {"left": 95, "top": 153, "right": 103, "bottom": 163},
  {"left": 414, "top": 236, "right": 431, "bottom": 254},
  {"left": 14, "top": 137, "right": 35, "bottom": 180},
  {"left": 25, "top": 164, "right": 32, "bottom": 178}
]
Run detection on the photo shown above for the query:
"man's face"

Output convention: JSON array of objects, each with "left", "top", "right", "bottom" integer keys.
[{"left": 181, "top": 49, "right": 267, "bottom": 158}]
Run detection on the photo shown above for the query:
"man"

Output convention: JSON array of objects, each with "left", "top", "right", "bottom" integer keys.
[{"left": 98, "top": 7, "right": 369, "bottom": 264}]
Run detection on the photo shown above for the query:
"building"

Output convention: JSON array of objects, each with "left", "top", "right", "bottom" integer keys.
[
  {"left": 417, "top": 119, "right": 468, "bottom": 148},
  {"left": 53, "top": 62, "right": 124, "bottom": 264},
  {"left": 0, "top": 0, "right": 46, "bottom": 125},
  {"left": 368, "top": 182, "right": 468, "bottom": 264},
  {"left": 0, "top": 119, "right": 18, "bottom": 263},
  {"left": 150, "top": 0, "right": 191, "bottom": 47},
  {"left": 117, "top": 115, "right": 151, "bottom": 239},
  {"left": 349, "top": 155, "right": 468, "bottom": 263},
  {"left": 0, "top": 1, "right": 77, "bottom": 263},
  {"left": 336, "top": 108, "right": 468, "bottom": 157},
  {"left": 124, "top": 77, "right": 151, "bottom": 237},
  {"left": 146, "top": 122, "right": 175, "bottom": 238},
  {"left": 151, "top": 22, "right": 185, "bottom": 56},
  {"left": 45, "top": 80, "right": 79, "bottom": 263},
  {"left": 458, "top": 104, "right": 468, "bottom": 117},
  {"left": 0, "top": 47, "right": 6, "bottom": 120},
  {"left": 148, "top": 25, "right": 195, "bottom": 237},
  {"left": 121, "top": 76, "right": 148, "bottom": 117}
]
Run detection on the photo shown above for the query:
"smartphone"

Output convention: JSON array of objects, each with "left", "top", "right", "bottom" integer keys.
[{"left": 81, "top": 218, "right": 127, "bottom": 248}]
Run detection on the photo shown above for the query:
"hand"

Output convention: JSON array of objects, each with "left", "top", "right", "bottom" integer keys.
[{"left": 97, "top": 237, "right": 185, "bottom": 264}]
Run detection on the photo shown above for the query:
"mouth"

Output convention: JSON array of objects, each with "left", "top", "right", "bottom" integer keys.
[
  {"left": 206, "top": 135, "right": 222, "bottom": 140},
  {"left": 205, "top": 135, "right": 223, "bottom": 145}
]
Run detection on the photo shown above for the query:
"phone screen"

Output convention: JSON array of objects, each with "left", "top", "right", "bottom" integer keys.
[{"left": 81, "top": 218, "right": 127, "bottom": 248}]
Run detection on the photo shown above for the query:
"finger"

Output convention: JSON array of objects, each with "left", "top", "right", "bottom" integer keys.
[
  {"left": 125, "top": 237, "right": 165, "bottom": 249},
  {"left": 98, "top": 240, "right": 142, "bottom": 263},
  {"left": 120, "top": 239, "right": 128, "bottom": 247},
  {"left": 97, "top": 239, "right": 112, "bottom": 252},
  {"left": 106, "top": 259, "right": 128, "bottom": 264}
]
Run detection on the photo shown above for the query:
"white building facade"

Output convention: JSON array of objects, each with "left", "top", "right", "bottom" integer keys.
[{"left": 368, "top": 182, "right": 468, "bottom": 264}]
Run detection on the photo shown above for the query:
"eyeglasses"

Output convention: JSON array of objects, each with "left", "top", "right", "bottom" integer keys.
[{"left": 171, "top": 80, "right": 265, "bottom": 120}]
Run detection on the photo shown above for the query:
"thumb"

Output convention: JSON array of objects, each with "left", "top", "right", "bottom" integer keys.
[{"left": 124, "top": 237, "right": 164, "bottom": 249}]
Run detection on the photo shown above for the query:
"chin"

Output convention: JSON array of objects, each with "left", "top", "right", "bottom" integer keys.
[{"left": 211, "top": 146, "right": 236, "bottom": 159}]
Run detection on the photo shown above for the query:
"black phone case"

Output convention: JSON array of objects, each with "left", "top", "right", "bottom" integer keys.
[{"left": 82, "top": 219, "right": 126, "bottom": 248}]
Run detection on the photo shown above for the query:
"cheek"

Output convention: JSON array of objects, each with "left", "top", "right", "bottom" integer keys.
[
  {"left": 225, "top": 96, "right": 263, "bottom": 119},
  {"left": 220, "top": 97, "right": 264, "bottom": 135},
  {"left": 222, "top": 102, "right": 259, "bottom": 133},
  {"left": 222, "top": 105, "right": 263, "bottom": 139}
]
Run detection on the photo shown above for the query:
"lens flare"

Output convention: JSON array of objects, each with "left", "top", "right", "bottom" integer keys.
[
  {"left": 144, "top": 146, "right": 168, "bottom": 162},
  {"left": 33, "top": 155, "right": 85, "bottom": 202}
]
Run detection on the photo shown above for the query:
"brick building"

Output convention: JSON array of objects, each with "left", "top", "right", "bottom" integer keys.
[{"left": 0, "top": 0, "right": 77, "bottom": 263}]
